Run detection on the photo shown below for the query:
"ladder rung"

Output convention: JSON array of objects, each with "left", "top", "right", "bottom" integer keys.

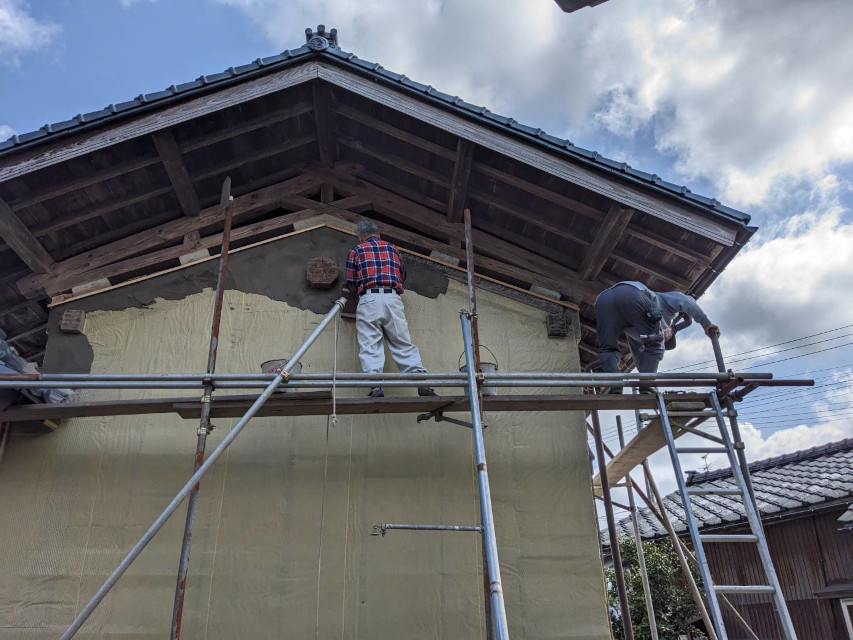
[
  {"left": 666, "top": 410, "right": 720, "bottom": 418},
  {"left": 714, "top": 585, "right": 776, "bottom": 594},
  {"left": 687, "top": 488, "right": 742, "bottom": 496},
  {"left": 676, "top": 447, "right": 728, "bottom": 454},
  {"left": 701, "top": 534, "right": 758, "bottom": 543}
]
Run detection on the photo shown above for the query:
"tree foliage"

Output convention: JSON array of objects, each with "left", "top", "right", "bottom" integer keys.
[{"left": 605, "top": 536, "right": 707, "bottom": 640}]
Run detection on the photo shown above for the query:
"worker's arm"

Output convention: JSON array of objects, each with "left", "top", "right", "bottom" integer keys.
[
  {"left": 658, "top": 292, "right": 719, "bottom": 336},
  {"left": 0, "top": 338, "right": 29, "bottom": 373},
  {"left": 345, "top": 248, "right": 358, "bottom": 289}
]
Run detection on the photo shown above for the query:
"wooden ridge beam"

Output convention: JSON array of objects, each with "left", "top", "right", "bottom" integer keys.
[
  {"left": 579, "top": 203, "right": 634, "bottom": 281},
  {"left": 446, "top": 139, "right": 474, "bottom": 223},
  {"left": 0, "top": 196, "right": 54, "bottom": 274},
  {"left": 16, "top": 172, "right": 322, "bottom": 297},
  {"left": 152, "top": 129, "right": 201, "bottom": 216},
  {"left": 313, "top": 81, "right": 337, "bottom": 166},
  {"left": 0, "top": 392, "right": 677, "bottom": 422}
]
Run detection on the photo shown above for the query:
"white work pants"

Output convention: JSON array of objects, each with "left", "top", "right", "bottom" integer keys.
[{"left": 356, "top": 292, "right": 427, "bottom": 374}]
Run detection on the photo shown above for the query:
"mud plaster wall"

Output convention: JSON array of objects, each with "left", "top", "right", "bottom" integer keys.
[{"left": 0, "top": 228, "right": 609, "bottom": 639}]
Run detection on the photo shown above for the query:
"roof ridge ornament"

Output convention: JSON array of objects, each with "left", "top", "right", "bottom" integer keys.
[{"left": 305, "top": 24, "right": 339, "bottom": 51}]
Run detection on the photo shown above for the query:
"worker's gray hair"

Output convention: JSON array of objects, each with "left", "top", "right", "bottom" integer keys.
[{"left": 356, "top": 220, "right": 380, "bottom": 237}]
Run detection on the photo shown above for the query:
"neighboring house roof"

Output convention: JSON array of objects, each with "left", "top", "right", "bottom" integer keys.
[
  {"left": 610, "top": 437, "right": 853, "bottom": 541},
  {"left": 0, "top": 28, "right": 750, "bottom": 228}
]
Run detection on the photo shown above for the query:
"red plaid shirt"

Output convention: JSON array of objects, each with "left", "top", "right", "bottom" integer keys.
[{"left": 346, "top": 236, "right": 406, "bottom": 296}]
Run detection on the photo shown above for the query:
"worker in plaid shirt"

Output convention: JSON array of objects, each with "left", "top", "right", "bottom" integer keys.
[{"left": 345, "top": 220, "right": 436, "bottom": 398}]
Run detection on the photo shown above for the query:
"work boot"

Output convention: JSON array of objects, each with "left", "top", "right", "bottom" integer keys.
[
  {"left": 638, "top": 386, "right": 659, "bottom": 395},
  {"left": 368, "top": 387, "right": 385, "bottom": 398},
  {"left": 604, "top": 386, "right": 623, "bottom": 395},
  {"left": 417, "top": 387, "right": 438, "bottom": 396}
]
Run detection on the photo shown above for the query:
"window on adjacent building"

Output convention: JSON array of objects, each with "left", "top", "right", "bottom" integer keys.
[{"left": 842, "top": 598, "right": 853, "bottom": 639}]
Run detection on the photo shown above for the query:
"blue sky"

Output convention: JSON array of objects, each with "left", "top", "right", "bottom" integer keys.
[{"left": 2, "top": 0, "right": 853, "bottom": 501}]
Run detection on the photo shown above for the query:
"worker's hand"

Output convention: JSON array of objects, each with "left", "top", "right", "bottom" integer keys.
[
  {"left": 705, "top": 323, "right": 720, "bottom": 337},
  {"left": 340, "top": 285, "right": 354, "bottom": 301},
  {"left": 663, "top": 326, "right": 674, "bottom": 342}
]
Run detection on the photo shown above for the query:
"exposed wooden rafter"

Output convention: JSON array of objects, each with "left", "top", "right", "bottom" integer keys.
[
  {"left": 313, "top": 81, "right": 337, "bottom": 166},
  {"left": 0, "top": 196, "right": 54, "bottom": 274},
  {"left": 152, "top": 129, "right": 202, "bottom": 217},
  {"left": 578, "top": 203, "right": 633, "bottom": 281},
  {"left": 446, "top": 139, "right": 474, "bottom": 223}
]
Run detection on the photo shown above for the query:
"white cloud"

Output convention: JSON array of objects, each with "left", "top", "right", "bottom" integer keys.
[
  {"left": 0, "top": 0, "right": 60, "bottom": 66},
  {"left": 210, "top": 0, "right": 853, "bottom": 208},
  {"left": 0, "top": 124, "right": 15, "bottom": 141}
]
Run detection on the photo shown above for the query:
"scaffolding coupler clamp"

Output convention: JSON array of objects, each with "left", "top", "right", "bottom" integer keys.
[
  {"left": 734, "top": 441, "right": 745, "bottom": 450},
  {"left": 370, "top": 524, "right": 387, "bottom": 537}
]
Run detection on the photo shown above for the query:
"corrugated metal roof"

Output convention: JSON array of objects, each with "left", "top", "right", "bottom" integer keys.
[
  {"left": 609, "top": 437, "right": 853, "bottom": 541},
  {"left": 0, "top": 27, "right": 751, "bottom": 227}
]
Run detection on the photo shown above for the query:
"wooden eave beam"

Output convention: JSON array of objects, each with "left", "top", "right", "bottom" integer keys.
[
  {"left": 0, "top": 196, "right": 54, "bottom": 274},
  {"left": 446, "top": 139, "right": 474, "bottom": 223},
  {"left": 282, "top": 188, "right": 598, "bottom": 302},
  {"left": 16, "top": 172, "right": 322, "bottom": 297},
  {"left": 152, "top": 129, "right": 202, "bottom": 217},
  {"left": 311, "top": 168, "right": 603, "bottom": 296},
  {"left": 578, "top": 203, "right": 634, "bottom": 281},
  {"left": 313, "top": 81, "right": 337, "bottom": 167}
]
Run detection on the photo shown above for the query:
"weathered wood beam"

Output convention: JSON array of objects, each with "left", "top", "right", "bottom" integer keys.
[
  {"left": 282, "top": 190, "right": 595, "bottom": 302},
  {"left": 7, "top": 322, "right": 46, "bottom": 344},
  {"left": 468, "top": 188, "right": 593, "bottom": 246},
  {"left": 316, "top": 168, "right": 606, "bottom": 297},
  {"left": 152, "top": 129, "right": 201, "bottom": 217},
  {"left": 16, "top": 173, "right": 321, "bottom": 297},
  {"left": 338, "top": 136, "right": 450, "bottom": 187},
  {"left": 313, "top": 81, "right": 337, "bottom": 166},
  {"left": 7, "top": 155, "right": 161, "bottom": 212},
  {"left": 193, "top": 135, "right": 316, "bottom": 182},
  {"left": 0, "top": 196, "right": 55, "bottom": 274},
  {"left": 33, "top": 196, "right": 368, "bottom": 297},
  {"left": 36, "top": 186, "right": 174, "bottom": 237},
  {"left": 578, "top": 203, "right": 634, "bottom": 281},
  {"left": 335, "top": 103, "right": 457, "bottom": 160},
  {"left": 180, "top": 101, "right": 314, "bottom": 153},
  {"left": 447, "top": 139, "right": 474, "bottom": 223},
  {"left": 625, "top": 224, "right": 712, "bottom": 265},
  {"left": 0, "top": 392, "right": 674, "bottom": 422},
  {"left": 320, "top": 183, "right": 335, "bottom": 204},
  {"left": 611, "top": 248, "right": 692, "bottom": 289}
]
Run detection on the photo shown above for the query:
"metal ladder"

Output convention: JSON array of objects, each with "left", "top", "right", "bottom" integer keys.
[{"left": 656, "top": 390, "right": 798, "bottom": 640}]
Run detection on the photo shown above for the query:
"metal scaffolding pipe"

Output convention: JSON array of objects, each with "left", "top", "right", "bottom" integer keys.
[
  {"left": 461, "top": 312, "right": 510, "bottom": 640},
  {"left": 372, "top": 523, "right": 483, "bottom": 535},
  {"left": 0, "top": 371, "right": 775, "bottom": 382},
  {"left": 59, "top": 297, "right": 346, "bottom": 640}
]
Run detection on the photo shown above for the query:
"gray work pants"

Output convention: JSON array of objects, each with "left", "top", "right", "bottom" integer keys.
[
  {"left": 594, "top": 284, "right": 664, "bottom": 373},
  {"left": 356, "top": 292, "right": 428, "bottom": 374}
]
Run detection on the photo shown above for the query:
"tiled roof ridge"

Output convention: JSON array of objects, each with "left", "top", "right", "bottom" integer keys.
[
  {"left": 686, "top": 436, "right": 853, "bottom": 485},
  {"left": 0, "top": 25, "right": 750, "bottom": 226}
]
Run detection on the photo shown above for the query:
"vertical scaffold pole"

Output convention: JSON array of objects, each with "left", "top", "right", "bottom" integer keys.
[
  {"left": 616, "top": 416, "right": 658, "bottom": 640},
  {"left": 170, "top": 177, "right": 235, "bottom": 639},
  {"left": 59, "top": 297, "right": 347, "bottom": 640},
  {"left": 461, "top": 208, "right": 509, "bottom": 640},
  {"left": 590, "top": 409, "right": 634, "bottom": 640}
]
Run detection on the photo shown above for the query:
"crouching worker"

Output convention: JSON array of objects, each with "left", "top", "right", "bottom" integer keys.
[
  {"left": 345, "top": 221, "right": 437, "bottom": 398},
  {"left": 594, "top": 281, "right": 719, "bottom": 390}
]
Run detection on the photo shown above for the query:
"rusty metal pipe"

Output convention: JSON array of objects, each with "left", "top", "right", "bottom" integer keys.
[{"left": 170, "top": 177, "right": 235, "bottom": 640}]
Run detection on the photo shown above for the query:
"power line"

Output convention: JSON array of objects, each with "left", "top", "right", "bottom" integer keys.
[{"left": 663, "top": 324, "right": 853, "bottom": 372}]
